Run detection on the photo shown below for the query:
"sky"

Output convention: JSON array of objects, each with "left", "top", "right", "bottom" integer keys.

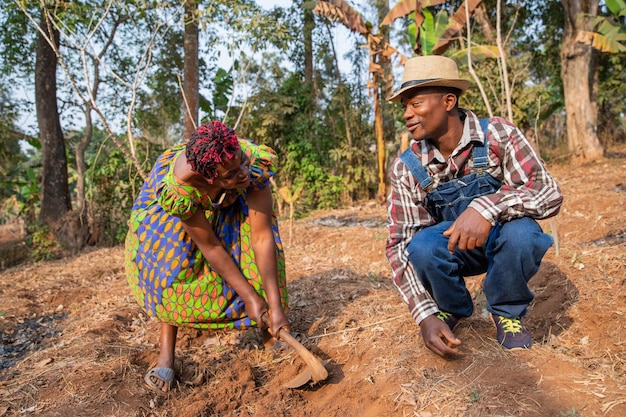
[
  {"left": 259, "top": 0, "right": 292, "bottom": 9},
  {"left": 18, "top": 0, "right": 380, "bottom": 139},
  {"left": 254, "top": 0, "right": 380, "bottom": 73}
]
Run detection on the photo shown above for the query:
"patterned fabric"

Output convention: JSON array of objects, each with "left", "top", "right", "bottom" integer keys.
[
  {"left": 386, "top": 110, "right": 563, "bottom": 325},
  {"left": 125, "top": 139, "right": 288, "bottom": 330}
]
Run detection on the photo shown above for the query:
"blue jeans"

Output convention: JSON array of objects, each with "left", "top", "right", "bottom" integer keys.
[{"left": 406, "top": 217, "right": 553, "bottom": 318}]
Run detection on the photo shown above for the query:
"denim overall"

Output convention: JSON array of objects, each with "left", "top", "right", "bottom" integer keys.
[{"left": 404, "top": 119, "right": 553, "bottom": 319}]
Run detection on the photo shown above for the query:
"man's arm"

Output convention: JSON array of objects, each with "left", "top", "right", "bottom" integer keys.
[
  {"left": 386, "top": 157, "right": 439, "bottom": 325},
  {"left": 469, "top": 119, "right": 563, "bottom": 224}
]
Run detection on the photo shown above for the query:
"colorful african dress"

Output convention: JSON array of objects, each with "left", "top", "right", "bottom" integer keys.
[{"left": 125, "top": 139, "right": 288, "bottom": 330}]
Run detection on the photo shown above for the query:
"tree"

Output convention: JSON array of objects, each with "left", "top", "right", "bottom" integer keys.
[
  {"left": 574, "top": 0, "right": 626, "bottom": 148},
  {"left": 561, "top": 0, "right": 604, "bottom": 163},
  {"left": 183, "top": 0, "right": 199, "bottom": 141},
  {"left": 35, "top": 6, "right": 71, "bottom": 226}
]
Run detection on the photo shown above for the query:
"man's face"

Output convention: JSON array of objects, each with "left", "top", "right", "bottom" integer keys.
[{"left": 400, "top": 88, "right": 449, "bottom": 141}]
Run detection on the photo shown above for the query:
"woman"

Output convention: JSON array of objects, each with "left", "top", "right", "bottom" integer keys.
[{"left": 125, "top": 121, "right": 290, "bottom": 393}]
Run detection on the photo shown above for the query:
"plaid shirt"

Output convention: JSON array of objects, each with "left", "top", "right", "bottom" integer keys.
[{"left": 386, "top": 110, "right": 563, "bottom": 325}]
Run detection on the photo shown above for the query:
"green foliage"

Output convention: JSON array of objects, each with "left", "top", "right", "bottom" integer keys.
[
  {"left": 0, "top": 164, "right": 41, "bottom": 224},
  {"left": 282, "top": 140, "right": 337, "bottom": 210},
  {"left": 450, "top": 45, "right": 500, "bottom": 63},
  {"left": 28, "top": 222, "right": 58, "bottom": 262},
  {"left": 0, "top": 0, "right": 35, "bottom": 74},
  {"left": 468, "top": 386, "right": 480, "bottom": 403},
  {"left": 329, "top": 142, "right": 377, "bottom": 201},
  {"left": 597, "top": 54, "right": 626, "bottom": 147},
  {"left": 3, "top": 0, "right": 623, "bottom": 256},
  {"left": 607, "top": 0, "right": 626, "bottom": 16},
  {"left": 560, "top": 407, "right": 581, "bottom": 417},
  {"left": 0, "top": 89, "right": 27, "bottom": 201},
  {"left": 86, "top": 140, "right": 160, "bottom": 246},
  {"left": 578, "top": 2, "right": 626, "bottom": 53},
  {"left": 130, "top": 12, "right": 185, "bottom": 145},
  {"left": 412, "top": 9, "right": 449, "bottom": 55},
  {"left": 208, "top": 67, "right": 235, "bottom": 120},
  {"left": 319, "top": 175, "right": 348, "bottom": 209},
  {"left": 237, "top": 54, "right": 377, "bottom": 214}
]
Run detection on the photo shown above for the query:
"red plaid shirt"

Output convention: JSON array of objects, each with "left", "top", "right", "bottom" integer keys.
[{"left": 386, "top": 110, "right": 563, "bottom": 325}]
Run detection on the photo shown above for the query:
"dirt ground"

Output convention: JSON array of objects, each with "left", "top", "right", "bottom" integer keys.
[{"left": 1, "top": 146, "right": 625, "bottom": 417}]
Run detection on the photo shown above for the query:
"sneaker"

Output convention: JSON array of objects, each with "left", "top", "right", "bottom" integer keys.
[
  {"left": 436, "top": 311, "right": 461, "bottom": 331},
  {"left": 492, "top": 314, "right": 532, "bottom": 349}
]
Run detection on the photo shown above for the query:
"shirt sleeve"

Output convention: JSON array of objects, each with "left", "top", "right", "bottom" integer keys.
[
  {"left": 240, "top": 139, "right": 278, "bottom": 191},
  {"left": 468, "top": 118, "right": 563, "bottom": 224},
  {"left": 386, "top": 156, "right": 439, "bottom": 325},
  {"left": 158, "top": 178, "right": 204, "bottom": 220},
  {"left": 157, "top": 153, "right": 210, "bottom": 220}
]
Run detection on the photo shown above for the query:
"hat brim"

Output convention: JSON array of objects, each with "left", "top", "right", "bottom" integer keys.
[{"left": 387, "top": 79, "right": 470, "bottom": 103}]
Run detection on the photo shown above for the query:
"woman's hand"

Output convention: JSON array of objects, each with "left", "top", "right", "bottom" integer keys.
[
  {"left": 267, "top": 307, "right": 290, "bottom": 338},
  {"left": 243, "top": 293, "right": 268, "bottom": 326}
]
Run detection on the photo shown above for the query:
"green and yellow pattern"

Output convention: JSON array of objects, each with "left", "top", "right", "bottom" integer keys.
[{"left": 125, "top": 140, "right": 287, "bottom": 330}]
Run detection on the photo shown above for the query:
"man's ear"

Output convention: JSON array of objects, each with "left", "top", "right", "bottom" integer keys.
[{"left": 444, "top": 93, "right": 458, "bottom": 111}]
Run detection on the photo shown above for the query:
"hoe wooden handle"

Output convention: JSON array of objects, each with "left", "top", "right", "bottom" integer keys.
[{"left": 261, "top": 314, "right": 328, "bottom": 382}]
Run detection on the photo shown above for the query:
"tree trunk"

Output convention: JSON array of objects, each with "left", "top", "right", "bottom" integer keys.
[
  {"left": 560, "top": 0, "right": 603, "bottom": 163},
  {"left": 304, "top": 1, "right": 314, "bottom": 86},
  {"left": 376, "top": 0, "right": 392, "bottom": 202},
  {"left": 302, "top": 0, "right": 320, "bottom": 156},
  {"left": 374, "top": 85, "right": 386, "bottom": 202},
  {"left": 183, "top": 0, "right": 199, "bottom": 141},
  {"left": 35, "top": 11, "right": 71, "bottom": 226},
  {"left": 324, "top": 23, "right": 353, "bottom": 150}
]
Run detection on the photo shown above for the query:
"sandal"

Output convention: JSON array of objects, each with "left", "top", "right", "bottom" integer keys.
[{"left": 144, "top": 367, "right": 175, "bottom": 393}]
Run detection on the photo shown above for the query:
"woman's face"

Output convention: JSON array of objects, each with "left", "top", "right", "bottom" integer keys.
[{"left": 213, "top": 150, "right": 251, "bottom": 189}]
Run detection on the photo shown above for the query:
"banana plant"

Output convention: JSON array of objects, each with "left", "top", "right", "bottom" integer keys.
[
  {"left": 313, "top": 0, "right": 406, "bottom": 202},
  {"left": 409, "top": 8, "right": 448, "bottom": 55},
  {"left": 381, "top": 0, "right": 483, "bottom": 55},
  {"left": 382, "top": 0, "right": 501, "bottom": 118},
  {"left": 576, "top": 0, "right": 626, "bottom": 53},
  {"left": 278, "top": 184, "right": 303, "bottom": 244}
]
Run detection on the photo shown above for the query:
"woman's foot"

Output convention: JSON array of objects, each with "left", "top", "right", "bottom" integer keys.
[
  {"left": 145, "top": 322, "right": 178, "bottom": 392},
  {"left": 144, "top": 367, "right": 175, "bottom": 393}
]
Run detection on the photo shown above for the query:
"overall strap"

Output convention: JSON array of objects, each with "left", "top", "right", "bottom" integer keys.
[
  {"left": 399, "top": 146, "right": 433, "bottom": 191},
  {"left": 400, "top": 118, "right": 491, "bottom": 190},
  {"left": 473, "top": 118, "right": 490, "bottom": 169}
]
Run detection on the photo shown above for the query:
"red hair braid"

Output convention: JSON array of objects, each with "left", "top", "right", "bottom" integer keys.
[{"left": 186, "top": 121, "right": 240, "bottom": 179}]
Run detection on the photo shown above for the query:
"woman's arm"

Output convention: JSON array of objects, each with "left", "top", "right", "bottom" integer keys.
[
  {"left": 181, "top": 209, "right": 267, "bottom": 324},
  {"left": 247, "top": 186, "right": 289, "bottom": 335}
]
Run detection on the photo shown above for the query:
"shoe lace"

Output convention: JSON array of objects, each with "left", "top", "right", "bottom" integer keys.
[{"left": 497, "top": 316, "right": 523, "bottom": 334}]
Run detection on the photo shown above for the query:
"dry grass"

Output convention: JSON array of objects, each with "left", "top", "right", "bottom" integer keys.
[{"left": 1, "top": 146, "right": 626, "bottom": 417}]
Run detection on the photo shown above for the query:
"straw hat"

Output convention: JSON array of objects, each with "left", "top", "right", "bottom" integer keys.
[{"left": 387, "top": 55, "right": 470, "bottom": 103}]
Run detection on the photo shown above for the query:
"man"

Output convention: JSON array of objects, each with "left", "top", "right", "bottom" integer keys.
[{"left": 386, "top": 55, "right": 563, "bottom": 358}]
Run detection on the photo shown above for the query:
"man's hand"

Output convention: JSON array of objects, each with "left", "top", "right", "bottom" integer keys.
[
  {"left": 419, "top": 315, "right": 462, "bottom": 358},
  {"left": 443, "top": 207, "right": 492, "bottom": 253}
]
